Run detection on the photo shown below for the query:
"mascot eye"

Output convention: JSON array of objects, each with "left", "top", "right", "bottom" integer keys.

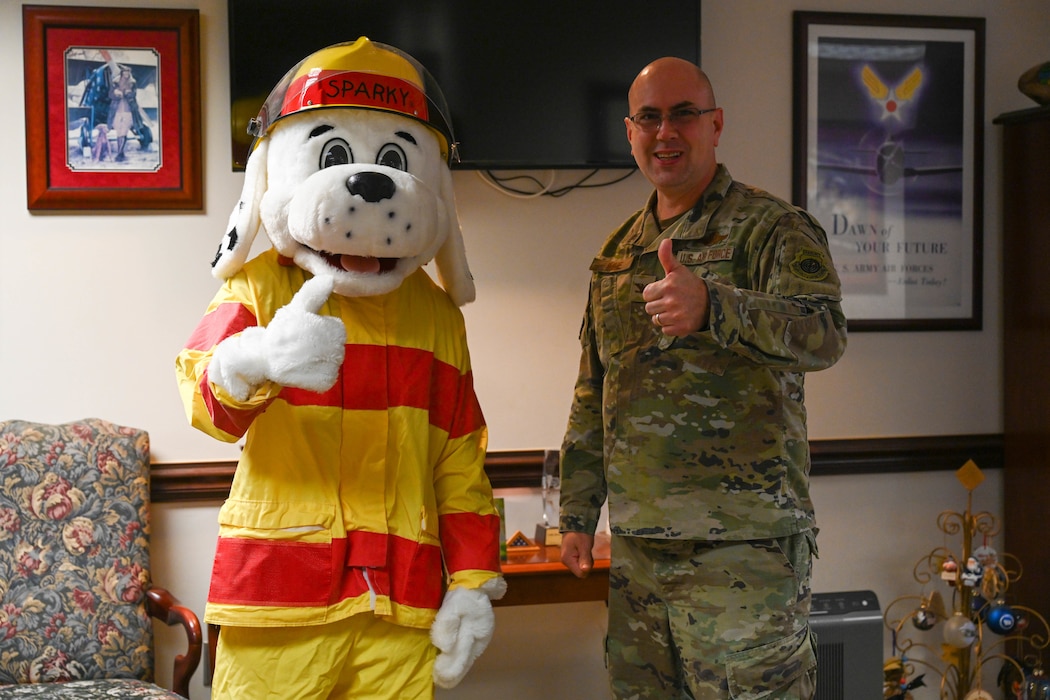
[
  {"left": 376, "top": 143, "right": 408, "bottom": 171},
  {"left": 320, "top": 138, "right": 353, "bottom": 169}
]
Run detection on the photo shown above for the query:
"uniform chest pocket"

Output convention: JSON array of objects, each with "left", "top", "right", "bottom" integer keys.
[
  {"left": 590, "top": 255, "right": 636, "bottom": 361},
  {"left": 594, "top": 274, "right": 626, "bottom": 360}
]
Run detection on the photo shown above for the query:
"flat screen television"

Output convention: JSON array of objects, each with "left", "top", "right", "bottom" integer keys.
[{"left": 228, "top": 0, "right": 701, "bottom": 171}]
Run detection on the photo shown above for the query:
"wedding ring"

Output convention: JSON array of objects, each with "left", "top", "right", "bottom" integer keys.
[{"left": 655, "top": 313, "right": 662, "bottom": 326}]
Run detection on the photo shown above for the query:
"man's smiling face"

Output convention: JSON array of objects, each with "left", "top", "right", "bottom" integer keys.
[{"left": 625, "top": 58, "right": 723, "bottom": 218}]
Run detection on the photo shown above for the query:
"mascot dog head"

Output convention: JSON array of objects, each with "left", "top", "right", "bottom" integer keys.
[{"left": 212, "top": 38, "right": 475, "bottom": 306}]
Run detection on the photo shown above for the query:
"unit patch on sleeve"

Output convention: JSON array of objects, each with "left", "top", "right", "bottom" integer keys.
[{"left": 789, "top": 248, "right": 830, "bottom": 282}]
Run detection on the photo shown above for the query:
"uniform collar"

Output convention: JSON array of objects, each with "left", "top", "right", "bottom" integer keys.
[{"left": 627, "top": 164, "right": 733, "bottom": 249}]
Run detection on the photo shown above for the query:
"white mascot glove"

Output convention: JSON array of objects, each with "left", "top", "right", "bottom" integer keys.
[
  {"left": 431, "top": 576, "right": 507, "bottom": 688},
  {"left": 209, "top": 275, "right": 346, "bottom": 401}
]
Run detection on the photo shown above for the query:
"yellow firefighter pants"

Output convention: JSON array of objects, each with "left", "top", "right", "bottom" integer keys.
[{"left": 211, "top": 613, "right": 437, "bottom": 699}]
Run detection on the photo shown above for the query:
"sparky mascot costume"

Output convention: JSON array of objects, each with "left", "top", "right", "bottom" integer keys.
[{"left": 176, "top": 38, "right": 505, "bottom": 698}]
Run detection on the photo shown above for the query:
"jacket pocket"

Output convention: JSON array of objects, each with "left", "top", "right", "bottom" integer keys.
[
  {"left": 218, "top": 499, "right": 336, "bottom": 542},
  {"left": 773, "top": 530, "right": 817, "bottom": 581},
  {"left": 210, "top": 500, "right": 339, "bottom": 608},
  {"left": 724, "top": 626, "right": 817, "bottom": 699}
]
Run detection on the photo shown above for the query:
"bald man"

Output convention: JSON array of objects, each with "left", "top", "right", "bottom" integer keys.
[{"left": 558, "top": 57, "right": 847, "bottom": 699}]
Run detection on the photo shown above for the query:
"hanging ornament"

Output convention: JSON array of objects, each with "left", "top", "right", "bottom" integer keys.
[
  {"left": 961, "top": 556, "right": 984, "bottom": 587},
  {"left": 883, "top": 657, "right": 925, "bottom": 700},
  {"left": 1026, "top": 668, "right": 1050, "bottom": 700},
  {"left": 943, "top": 611, "right": 978, "bottom": 648},
  {"left": 975, "top": 538, "right": 1006, "bottom": 599},
  {"left": 912, "top": 593, "right": 939, "bottom": 630},
  {"left": 913, "top": 606, "right": 937, "bottom": 631},
  {"left": 973, "top": 543, "right": 998, "bottom": 567},
  {"left": 941, "top": 554, "right": 959, "bottom": 582},
  {"left": 971, "top": 594, "right": 989, "bottom": 622},
  {"left": 980, "top": 563, "right": 1007, "bottom": 600},
  {"left": 985, "top": 600, "right": 1018, "bottom": 635}
]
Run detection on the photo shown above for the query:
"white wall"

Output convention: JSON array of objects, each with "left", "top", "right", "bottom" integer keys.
[{"left": 3, "top": 0, "right": 1047, "bottom": 697}]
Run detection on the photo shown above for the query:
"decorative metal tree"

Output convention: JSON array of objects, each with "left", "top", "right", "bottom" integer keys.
[{"left": 882, "top": 461, "right": 1049, "bottom": 700}]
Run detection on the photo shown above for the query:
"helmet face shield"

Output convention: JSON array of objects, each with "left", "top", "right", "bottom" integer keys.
[{"left": 248, "top": 37, "right": 457, "bottom": 164}]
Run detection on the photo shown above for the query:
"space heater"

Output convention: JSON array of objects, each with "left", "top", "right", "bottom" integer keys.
[{"left": 811, "top": 590, "right": 883, "bottom": 700}]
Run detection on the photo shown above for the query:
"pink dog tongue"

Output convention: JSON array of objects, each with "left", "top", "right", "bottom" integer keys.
[{"left": 341, "top": 255, "right": 381, "bottom": 273}]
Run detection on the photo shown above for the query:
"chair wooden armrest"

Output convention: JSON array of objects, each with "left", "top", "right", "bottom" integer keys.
[{"left": 146, "top": 587, "right": 203, "bottom": 698}]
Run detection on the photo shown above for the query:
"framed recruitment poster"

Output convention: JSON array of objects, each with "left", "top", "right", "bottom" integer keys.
[{"left": 792, "top": 12, "right": 985, "bottom": 331}]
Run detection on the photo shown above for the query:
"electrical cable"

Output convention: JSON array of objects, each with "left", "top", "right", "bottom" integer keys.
[
  {"left": 475, "top": 169, "right": 557, "bottom": 199},
  {"left": 476, "top": 168, "right": 637, "bottom": 198}
]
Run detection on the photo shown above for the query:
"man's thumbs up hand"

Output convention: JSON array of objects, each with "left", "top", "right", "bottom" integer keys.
[{"left": 642, "top": 238, "right": 710, "bottom": 336}]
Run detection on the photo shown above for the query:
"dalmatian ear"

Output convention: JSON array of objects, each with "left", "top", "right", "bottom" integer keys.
[
  {"left": 433, "top": 166, "right": 476, "bottom": 306},
  {"left": 211, "top": 139, "right": 269, "bottom": 280}
]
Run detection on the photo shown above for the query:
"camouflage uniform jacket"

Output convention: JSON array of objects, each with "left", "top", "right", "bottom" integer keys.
[{"left": 559, "top": 165, "right": 847, "bottom": 541}]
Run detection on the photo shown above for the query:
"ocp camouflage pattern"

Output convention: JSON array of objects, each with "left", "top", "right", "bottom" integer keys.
[
  {"left": 605, "top": 534, "right": 818, "bottom": 698},
  {"left": 560, "top": 165, "right": 847, "bottom": 542}
]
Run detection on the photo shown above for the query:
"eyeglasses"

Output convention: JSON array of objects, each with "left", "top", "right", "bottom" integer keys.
[{"left": 627, "top": 107, "right": 718, "bottom": 132}]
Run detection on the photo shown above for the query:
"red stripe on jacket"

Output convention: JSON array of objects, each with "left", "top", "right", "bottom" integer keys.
[
  {"left": 201, "top": 371, "right": 271, "bottom": 437},
  {"left": 189, "top": 301, "right": 483, "bottom": 439},
  {"left": 278, "top": 346, "right": 485, "bottom": 439},
  {"left": 440, "top": 512, "right": 502, "bottom": 573},
  {"left": 185, "top": 302, "right": 256, "bottom": 351},
  {"left": 208, "top": 531, "right": 447, "bottom": 610}
]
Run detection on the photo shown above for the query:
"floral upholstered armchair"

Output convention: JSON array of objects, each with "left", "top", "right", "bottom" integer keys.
[{"left": 0, "top": 419, "right": 202, "bottom": 698}]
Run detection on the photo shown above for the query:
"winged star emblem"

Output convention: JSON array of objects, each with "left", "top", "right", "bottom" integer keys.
[{"left": 861, "top": 65, "right": 923, "bottom": 121}]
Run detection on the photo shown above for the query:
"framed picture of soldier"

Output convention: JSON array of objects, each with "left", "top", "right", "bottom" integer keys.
[{"left": 23, "top": 5, "right": 202, "bottom": 210}]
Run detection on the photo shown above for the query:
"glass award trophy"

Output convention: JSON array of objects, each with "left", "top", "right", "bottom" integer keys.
[{"left": 535, "top": 449, "right": 562, "bottom": 546}]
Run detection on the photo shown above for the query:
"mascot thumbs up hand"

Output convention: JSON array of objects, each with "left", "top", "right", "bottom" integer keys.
[{"left": 208, "top": 275, "right": 345, "bottom": 401}]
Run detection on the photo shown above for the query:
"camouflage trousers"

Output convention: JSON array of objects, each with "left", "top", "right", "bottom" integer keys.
[{"left": 606, "top": 532, "right": 818, "bottom": 699}]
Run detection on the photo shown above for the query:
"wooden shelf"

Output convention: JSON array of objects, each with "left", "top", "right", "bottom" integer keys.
[{"left": 496, "top": 534, "right": 610, "bottom": 607}]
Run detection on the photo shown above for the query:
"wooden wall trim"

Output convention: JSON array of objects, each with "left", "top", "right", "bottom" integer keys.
[
  {"left": 150, "top": 434, "right": 1003, "bottom": 503},
  {"left": 807, "top": 434, "right": 1002, "bottom": 475}
]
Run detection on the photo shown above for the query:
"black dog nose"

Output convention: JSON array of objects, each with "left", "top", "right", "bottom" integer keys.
[{"left": 346, "top": 172, "right": 395, "bottom": 203}]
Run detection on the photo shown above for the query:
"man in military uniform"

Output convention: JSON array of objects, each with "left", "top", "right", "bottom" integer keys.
[{"left": 558, "top": 57, "right": 847, "bottom": 699}]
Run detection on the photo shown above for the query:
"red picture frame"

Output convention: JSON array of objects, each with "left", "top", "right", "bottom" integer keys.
[{"left": 23, "top": 5, "right": 202, "bottom": 210}]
